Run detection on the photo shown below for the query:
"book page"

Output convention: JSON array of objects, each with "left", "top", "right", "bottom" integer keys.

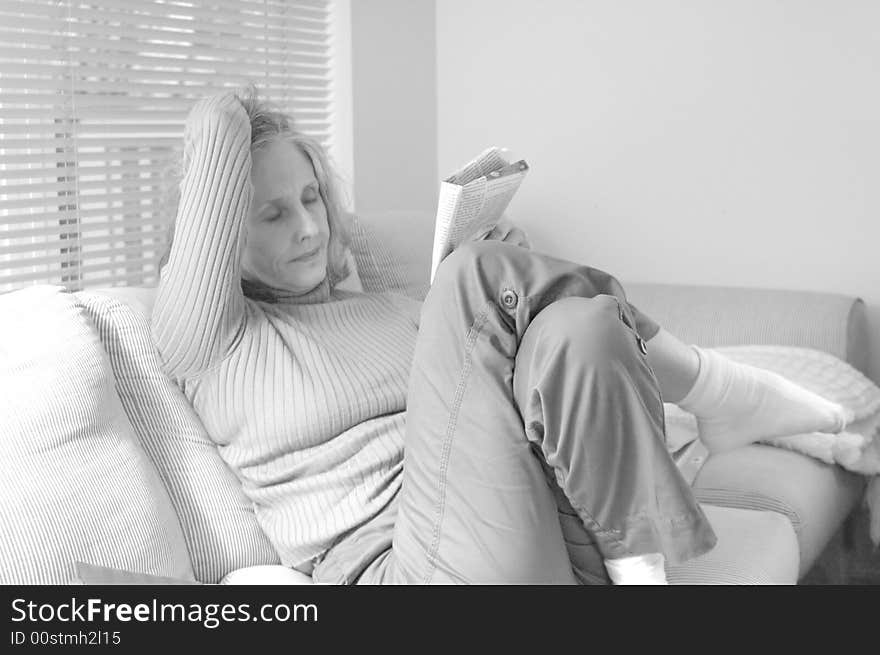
[
  {"left": 445, "top": 147, "right": 510, "bottom": 186},
  {"left": 431, "top": 159, "right": 528, "bottom": 281},
  {"left": 432, "top": 179, "right": 490, "bottom": 281}
]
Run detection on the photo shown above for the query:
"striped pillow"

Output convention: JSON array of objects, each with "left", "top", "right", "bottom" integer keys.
[
  {"left": 347, "top": 213, "right": 417, "bottom": 297},
  {"left": 0, "top": 286, "right": 193, "bottom": 584},
  {"left": 78, "top": 291, "right": 281, "bottom": 583}
]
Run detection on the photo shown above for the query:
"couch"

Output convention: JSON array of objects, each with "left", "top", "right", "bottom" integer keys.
[{"left": 0, "top": 210, "right": 871, "bottom": 585}]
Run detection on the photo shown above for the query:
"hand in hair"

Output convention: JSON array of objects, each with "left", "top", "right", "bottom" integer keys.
[{"left": 183, "top": 93, "right": 251, "bottom": 159}]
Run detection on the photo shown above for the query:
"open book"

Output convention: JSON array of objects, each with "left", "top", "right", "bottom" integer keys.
[
  {"left": 430, "top": 147, "right": 529, "bottom": 282},
  {"left": 73, "top": 562, "right": 202, "bottom": 585},
  {"left": 73, "top": 562, "right": 314, "bottom": 585}
]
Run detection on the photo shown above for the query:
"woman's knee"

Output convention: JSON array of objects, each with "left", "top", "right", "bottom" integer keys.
[
  {"left": 524, "top": 295, "right": 641, "bottom": 369},
  {"left": 425, "top": 240, "right": 525, "bottom": 318}
]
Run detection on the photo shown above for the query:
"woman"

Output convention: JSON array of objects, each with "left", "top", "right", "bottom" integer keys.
[{"left": 153, "top": 89, "right": 849, "bottom": 584}]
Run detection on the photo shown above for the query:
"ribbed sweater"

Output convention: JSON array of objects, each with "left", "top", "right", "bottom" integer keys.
[{"left": 152, "top": 94, "right": 420, "bottom": 572}]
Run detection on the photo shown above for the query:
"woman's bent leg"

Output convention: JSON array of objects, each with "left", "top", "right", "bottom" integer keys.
[
  {"left": 382, "top": 241, "right": 715, "bottom": 584},
  {"left": 643, "top": 328, "right": 701, "bottom": 404},
  {"left": 513, "top": 297, "right": 716, "bottom": 569}
]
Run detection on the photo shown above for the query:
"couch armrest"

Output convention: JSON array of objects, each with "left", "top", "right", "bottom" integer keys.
[{"left": 624, "top": 283, "right": 869, "bottom": 374}]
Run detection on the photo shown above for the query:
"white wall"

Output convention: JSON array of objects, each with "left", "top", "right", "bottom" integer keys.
[
  {"left": 436, "top": 0, "right": 880, "bottom": 382},
  {"left": 350, "top": 0, "right": 437, "bottom": 214}
]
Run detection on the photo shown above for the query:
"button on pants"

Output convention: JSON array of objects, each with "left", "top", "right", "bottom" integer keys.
[{"left": 314, "top": 241, "right": 716, "bottom": 584}]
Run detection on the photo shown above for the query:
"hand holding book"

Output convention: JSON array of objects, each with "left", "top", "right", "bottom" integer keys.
[{"left": 430, "top": 147, "right": 529, "bottom": 282}]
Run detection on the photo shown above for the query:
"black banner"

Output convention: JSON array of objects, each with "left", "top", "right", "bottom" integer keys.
[{"left": 0, "top": 584, "right": 862, "bottom": 650}]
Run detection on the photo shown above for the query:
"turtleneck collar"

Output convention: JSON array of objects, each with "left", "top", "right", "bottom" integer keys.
[{"left": 241, "top": 276, "right": 332, "bottom": 306}]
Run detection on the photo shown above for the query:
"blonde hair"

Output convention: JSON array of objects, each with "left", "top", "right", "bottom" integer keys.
[{"left": 159, "top": 85, "right": 351, "bottom": 300}]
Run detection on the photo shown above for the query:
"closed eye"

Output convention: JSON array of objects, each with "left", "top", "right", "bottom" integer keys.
[{"left": 303, "top": 185, "right": 319, "bottom": 204}]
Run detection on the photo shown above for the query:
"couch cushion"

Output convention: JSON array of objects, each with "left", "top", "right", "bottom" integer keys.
[
  {"left": 667, "top": 504, "right": 799, "bottom": 584},
  {"left": 79, "top": 290, "right": 281, "bottom": 583},
  {"left": 0, "top": 285, "right": 193, "bottom": 584},
  {"left": 692, "top": 444, "right": 864, "bottom": 577}
]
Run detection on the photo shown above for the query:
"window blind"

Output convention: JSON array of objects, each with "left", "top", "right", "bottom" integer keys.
[{"left": 0, "top": 0, "right": 334, "bottom": 292}]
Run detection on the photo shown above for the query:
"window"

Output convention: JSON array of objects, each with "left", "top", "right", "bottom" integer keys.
[{"left": 0, "top": 0, "right": 336, "bottom": 292}]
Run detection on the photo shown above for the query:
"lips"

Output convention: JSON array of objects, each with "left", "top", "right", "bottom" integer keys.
[{"left": 290, "top": 246, "right": 321, "bottom": 263}]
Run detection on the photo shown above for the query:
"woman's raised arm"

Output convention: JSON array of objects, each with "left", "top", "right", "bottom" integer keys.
[{"left": 151, "top": 93, "right": 252, "bottom": 380}]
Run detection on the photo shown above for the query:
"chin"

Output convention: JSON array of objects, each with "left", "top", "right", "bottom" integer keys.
[{"left": 286, "top": 261, "right": 327, "bottom": 291}]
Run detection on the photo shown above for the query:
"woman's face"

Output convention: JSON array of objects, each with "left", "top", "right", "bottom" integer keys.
[{"left": 242, "top": 138, "right": 330, "bottom": 295}]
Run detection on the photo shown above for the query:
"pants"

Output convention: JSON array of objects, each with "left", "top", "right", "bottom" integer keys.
[{"left": 313, "top": 241, "right": 717, "bottom": 584}]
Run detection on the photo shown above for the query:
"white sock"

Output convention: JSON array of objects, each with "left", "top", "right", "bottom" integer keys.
[
  {"left": 604, "top": 553, "right": 667, "bottom": 585},
  {"left": 679, "top": 346, "right": 852, "bottom": 454}
]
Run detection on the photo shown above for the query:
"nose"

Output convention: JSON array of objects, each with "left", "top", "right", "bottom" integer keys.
[{"left": 291, "top": 204, "right": 319, "bottom": 242}]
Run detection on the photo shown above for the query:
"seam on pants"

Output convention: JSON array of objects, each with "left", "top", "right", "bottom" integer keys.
[
  {"left": 548, "top": 466, "right": 631, "bottom": 554},
  {"left": 421, "top": 304, "right": 492, "bottom": 584}
]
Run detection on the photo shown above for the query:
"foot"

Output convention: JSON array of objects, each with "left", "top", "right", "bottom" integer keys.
[
  {"left": 605, "top": 553, "right": 668, "bottom": 585},
  {"left": 679, "top": 347, "right": 852, "bottom": 454}
]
